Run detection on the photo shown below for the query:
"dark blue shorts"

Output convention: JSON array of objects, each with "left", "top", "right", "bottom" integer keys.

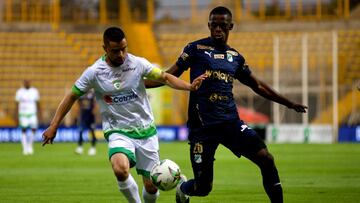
[
  {"left": 79, "top": 114, "right": 95, "bottom": 130},
  {"left": 188, "top": 120, "right": 266, "bottom": 183}
]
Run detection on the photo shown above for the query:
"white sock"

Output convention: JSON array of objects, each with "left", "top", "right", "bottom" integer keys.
[
  {"left": 118, "top": 174, "right": 141, "bottom": 203},
  {"left": 28, "top": 131, "right": 34, "bottom": 154},
  {"left": 142, "top": 186, "right": 159, "bottom": 203},
  {"left": 21, "top": 132, "right": 27, "bottom": 154}
]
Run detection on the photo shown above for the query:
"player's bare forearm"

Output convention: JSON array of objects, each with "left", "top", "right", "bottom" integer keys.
[
  {"left": 161, "top": 72, "right": 206, "bottom": 91},
  {"left": 256, "top": 81, "right": 307, "bottom": 113},
  {"left": 145, "top": 64, "right": 184, "bottom": 88},
  {"left": 243, "top": 74, "right": 307, "bottom": 113},
  {"left": 144, "top": 80, "right": 164, "bottom": 88},
  {"left": 42, "top": 92, "right": 78, "bottom": 146},
  {"left": 50, "top": 92, "right": 78, "bottom": 127}
]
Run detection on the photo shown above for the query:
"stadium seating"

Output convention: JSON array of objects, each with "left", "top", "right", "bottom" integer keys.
[
  {"left": 67, "top": 32, "right": 103, "bottom": 64},
  {"left": 0, "top": 26, "right": 358, "bottom": 126},
  {"left": 0, "top": 31, "right": 88, "bottom": 125},
  {"left": 156, "top": 29, "right": 359, "bottom": 124}
]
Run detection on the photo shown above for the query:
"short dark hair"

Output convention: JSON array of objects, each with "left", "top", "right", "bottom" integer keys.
[
  {"left": 209, "top": 6, "right": 232, "bottom": 20},
  {"left": 103, "top": 27, "right": 125, "bottom": 45}
]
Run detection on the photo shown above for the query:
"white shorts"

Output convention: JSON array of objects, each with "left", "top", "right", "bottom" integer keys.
[
  {"left": 19, "top": 114, "right": 38, "bottom": 129},
  {"left": 108, "top": 133, "right": 160, "bottom": 178}
]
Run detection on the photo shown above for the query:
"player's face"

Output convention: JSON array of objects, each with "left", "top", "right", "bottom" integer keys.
[
  {"left": 24, "top": 80, "right": 30, "bottom": 89},
  {"left": 208, "top": 14, "right": 233, "bottom": 45},
  {"left": 104, "top": 38, "right": 128, "bottom": 67}
]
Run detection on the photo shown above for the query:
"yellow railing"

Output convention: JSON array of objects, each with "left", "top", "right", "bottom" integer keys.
[
  {"left": 2, "top": 0, "right": 353, "bottom": 26},
  {"left": 237, "top": 0, "right": 351, "bottom": 21}
]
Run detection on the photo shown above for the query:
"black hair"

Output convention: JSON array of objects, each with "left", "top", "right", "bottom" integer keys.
[
  {"left": 103, "top": 27, "right": 125, "bottom": 45},
  {"left": 209, "top": 6, "right": 232, "bottom": 20}
]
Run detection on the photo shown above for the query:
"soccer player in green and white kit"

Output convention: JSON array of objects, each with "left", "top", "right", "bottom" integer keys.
[
  {"left": 42, "top": 27, "right": 206, "bottom": 203},
  {"left": 16, "top": 79, "right": 41, "bottom": 155}
]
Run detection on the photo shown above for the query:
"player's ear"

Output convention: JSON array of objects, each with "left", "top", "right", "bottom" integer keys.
[
  {"left": 229, "top": 23, "right": 234, "bottom": 30},
  {"left": 102, "top": 44, "right": 106, "bottom": 52},
  {"left": 207, "top": 22, "right": 211, "bottom": 30}
]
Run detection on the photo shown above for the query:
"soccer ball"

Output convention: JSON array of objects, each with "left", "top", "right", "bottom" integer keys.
[{"left": 150, "top": 159, "right": 181, "bottom": 191}]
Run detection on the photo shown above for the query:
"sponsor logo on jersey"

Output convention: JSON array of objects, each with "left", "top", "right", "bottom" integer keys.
[
  {"left": 214, "top": 54, "right": 224, "bottom": 59},
  {"left": 226, "top": 53, "right": 233, "bottom": 62},
  {"left": 103, "top": 91, "right": 138, "bottom": 104},
  {"left": 180, "top": 52, "right": 189, "bottom": 61},
  {"left": 226, "top": 50, "right": 239, "bottom": 56},
  {"left": 97, "top": 71, "right": 122, "bottom": 78},
  {"left": 209, "top": 93, "right": 229, "bottom": 102},
  {"left": 205, "top": 69, "right": 234, "bottom": 83},
  {"left": 204, "top": 51, "right": 212, "bottom": 58},
  {"left": 122, "top": 67, "right": 135, "bottom": 72},
  {"left": 196, "top": 44, "right": 214, "bottom": 50},
  {"left": 112, "top": 80, "right": 121, "bottom": 90}
]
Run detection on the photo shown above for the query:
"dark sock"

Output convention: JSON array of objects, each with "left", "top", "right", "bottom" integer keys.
[
  {"left": 262, "top": 167, "right": 283, "bottom": 203},
  {"left": 181, "top": 179, "right": 195, "bottom": 195}
]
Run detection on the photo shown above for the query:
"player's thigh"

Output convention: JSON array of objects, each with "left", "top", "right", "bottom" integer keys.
[
  {"left": 222, "top": 120, "right": 266, "bottom": 158},
  {"left": 80, "top": 119, "right": 91, "bottom": 130},
  {"left": 108, "top": 133, "right": 137, "bottom": 168},
  {"left": 135, "top": 135, "right": 160, "bottom": 178},
  {"left": 29, "top": 115, "right": 38, "bottom": 129},
  {"left": 189, "top": 139, "right": 219, "bottom": 182},
  {"left": 19, "top": 116, "right": 29, "bottom": 128}
]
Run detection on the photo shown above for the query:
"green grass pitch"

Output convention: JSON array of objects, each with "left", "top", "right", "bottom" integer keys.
[{"left": 0, "top": 142, "right": 359, "bottom": 202}]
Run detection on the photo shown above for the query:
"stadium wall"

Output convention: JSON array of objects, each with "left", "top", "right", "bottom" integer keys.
[{"left": 1, "top": 125, "right": 358, "bottom": 143}]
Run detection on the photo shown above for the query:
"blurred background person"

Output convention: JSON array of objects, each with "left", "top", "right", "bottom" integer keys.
[
  {"left": 15, "top": 79, "right": 41, "bottom": 155},
  {"left": 75, "top": 90, "right": 97, "bottom": 156}
]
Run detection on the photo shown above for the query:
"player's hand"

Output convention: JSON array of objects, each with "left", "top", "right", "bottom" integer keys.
[
  {"left": 288, "top": 103, "right": 308, "bottom": 113},
  {"left": 42, "top": 125, "right": 58, "bottom": 146},
  {"left": 190, "top": 73, "right": 207, "bottom": 91}
]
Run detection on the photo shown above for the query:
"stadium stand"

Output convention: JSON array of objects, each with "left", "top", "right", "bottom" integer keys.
[
  {"left": 0, "top": 31, "right": 88, "bottom": 125},
  {"left": 156, "top": 27, "right": 359, "bottom": 124},
  {"left": 0, "top": 0, "right": 359, "bottom": 128}
]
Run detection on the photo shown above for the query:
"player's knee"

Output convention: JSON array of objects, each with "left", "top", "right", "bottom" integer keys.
[
  {"left": 257, "top": 149, "right": 275, "bottom": 167},
  {"left": 111, "top": 153, "right": 131, "bottom": 181},
  {"left": 264, "top": 153, "right": 275, "bottom": 165},
  {"left": 195, "top": 182, "right": 213, "bottom": 196},
  {"left": 112, "top": 163, "right": 129, "bottom": 181}
]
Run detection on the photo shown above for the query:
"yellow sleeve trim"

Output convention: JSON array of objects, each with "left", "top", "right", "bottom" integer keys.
[{"left": 146, "top": 67, "right": 163, "bottom": 80}]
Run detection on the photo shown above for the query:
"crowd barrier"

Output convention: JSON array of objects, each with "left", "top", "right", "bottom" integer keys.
[
  {"left": 0, "top": 126, "right": 189, "bottom": 143},
  {"left": 0, "top": 125, "right": 358, "bottom": 143}
]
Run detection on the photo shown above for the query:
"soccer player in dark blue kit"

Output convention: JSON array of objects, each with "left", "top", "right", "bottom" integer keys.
[
  {"left": 146, "top": 6, "right": 307, "bottom": 203},
  {"left": 75, "top": 90, "right": 97, "bottom": 155}
]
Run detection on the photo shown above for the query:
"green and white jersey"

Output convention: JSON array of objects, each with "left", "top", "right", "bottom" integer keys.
[
  {"left": 15, "top": 87, "right": 40, "bottom": 116},
  {"left": 72, "top": 54, "right": 160, "bottom": 140}
]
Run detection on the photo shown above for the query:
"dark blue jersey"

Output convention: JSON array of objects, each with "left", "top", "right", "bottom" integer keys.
[
  {"left": 176, "top": 37, "right": 252, "bottom": 128},
  {"left": 78, "top": 91, "right": 95, "bottom": 124}
]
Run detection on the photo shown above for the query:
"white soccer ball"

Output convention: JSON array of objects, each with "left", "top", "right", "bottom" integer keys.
[{"left": 150, "top": 159, "right": 181, "bottom": 191}]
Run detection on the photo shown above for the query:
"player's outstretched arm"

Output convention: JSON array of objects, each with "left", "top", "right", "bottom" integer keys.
[
  {"left": 161, "top": 72, "right": 207, "bottom": 91},
  {"left": 146, "top": 66, "right": 205, "bottom": 91},
  {"left": 42, "top": 92, "right": 79, "bottom": 146},
  {"left": 240, "top": 74, "right": 308, "bottom": 113},
  {"left": 145, "top": 64, "right": 184, "bottom": 88}
]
